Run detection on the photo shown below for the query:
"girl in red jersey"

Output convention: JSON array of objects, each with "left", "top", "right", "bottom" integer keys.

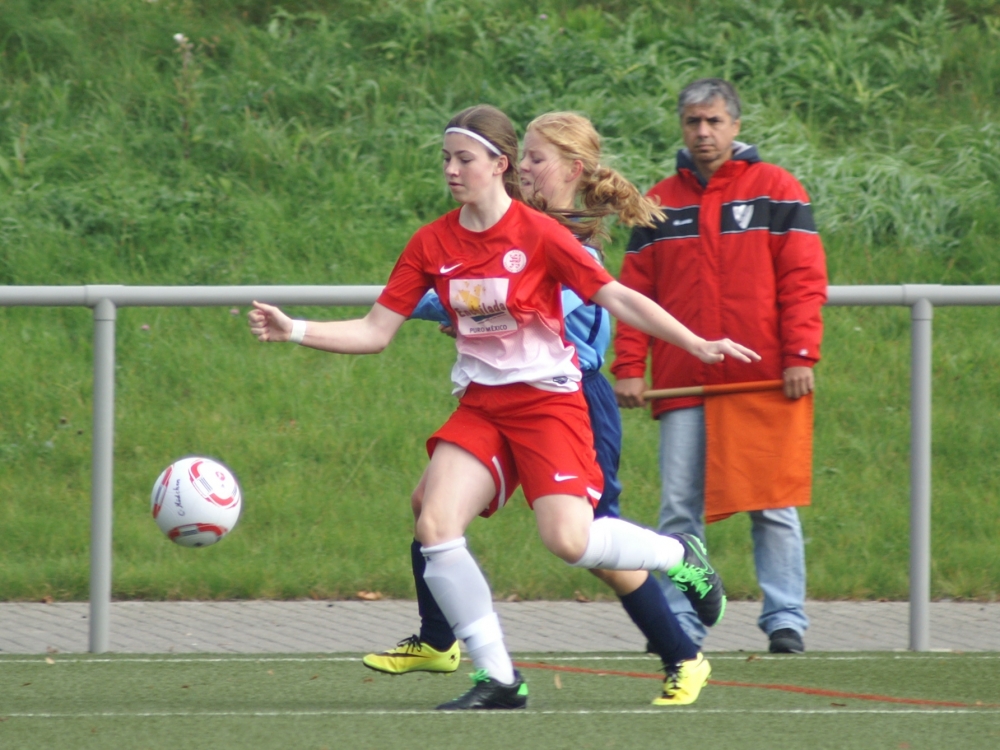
[
  {"left": 365, "top": 112, "right": 716, "bottom": 707},
  {"left": 249, "top": 104, "right": 759, "bottom": 711}
]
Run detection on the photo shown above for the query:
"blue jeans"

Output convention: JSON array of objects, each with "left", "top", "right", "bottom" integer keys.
[{"left": 656, "top": 406, "right": 809, "bottom": 646}]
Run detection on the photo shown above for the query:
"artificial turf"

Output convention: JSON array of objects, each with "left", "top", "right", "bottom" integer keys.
[{"left": 2, "top": 652, "right": 998, "bottom": 749}]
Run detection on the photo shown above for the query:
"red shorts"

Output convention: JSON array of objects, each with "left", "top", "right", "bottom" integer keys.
[{"left": 427, "top": 382, "right": 604, "bottom": 517}]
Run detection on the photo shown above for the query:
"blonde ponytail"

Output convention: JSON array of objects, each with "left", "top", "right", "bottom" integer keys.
[
  {"left": 524, "top": 112, "right": 662, "bottom": 247},
  {"left": 582, "top": 165, "right": 665, "bottom": 228}
]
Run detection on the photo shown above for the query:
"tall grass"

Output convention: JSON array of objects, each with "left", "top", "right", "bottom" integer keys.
[{"left": 1, "top": 0, "right": 999, "bottom": 601}]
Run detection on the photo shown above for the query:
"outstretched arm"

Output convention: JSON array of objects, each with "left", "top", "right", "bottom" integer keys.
[
  {"left": 592, "top": 280, "right": 760, "bottom": 364},
  {"left": 248, "top": 300, "right": 407, "bottom": 354}
]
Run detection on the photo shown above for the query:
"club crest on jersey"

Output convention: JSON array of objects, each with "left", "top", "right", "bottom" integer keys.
[
  {"left": 449, "top": 278, "right": 518, "bottom": 336},
  {"left": 503, "top": 249, "right": 527, "bottom": 273}
]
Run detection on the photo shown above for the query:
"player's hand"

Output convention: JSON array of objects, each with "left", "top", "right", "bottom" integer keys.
[
  {"left": 690, "top": 338, "right": 761, "bottom": 364},
  {"left": 614, "top": 377, "right": 647, "bottom": 409},
  {"left": 438, "top": 323, "right": 457, "bottom": 339},
  {"left": 248, "top": 300, "right": 293, "bottom": 343},
  {"left": 783, "top": 366, "right": 814, "bottom": 399}
]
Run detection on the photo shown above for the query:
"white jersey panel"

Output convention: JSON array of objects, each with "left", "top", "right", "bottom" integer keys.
[{"left": 448, "top": 277, "right": 581, "bottom": 394}]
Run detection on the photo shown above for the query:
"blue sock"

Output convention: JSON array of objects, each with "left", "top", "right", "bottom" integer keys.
[
  {"left": 411, "top": 538, "right": 457, "bottom": 651},
  {"left": 619, "top": 574, "right": 699, "bottom": 667}
]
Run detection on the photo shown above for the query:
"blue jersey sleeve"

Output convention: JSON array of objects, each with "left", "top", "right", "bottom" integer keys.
[
  {"left": 561, "top": 287, "right": 585, "bottom": 317},
  {"left": 409, "top": 290, "right": 451, "bottom": 326},
  {"left": 562, "top": 244, "right": 610, "bottom": 372}
]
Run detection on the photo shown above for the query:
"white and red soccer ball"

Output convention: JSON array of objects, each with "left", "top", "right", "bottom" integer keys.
[{"left": 151, "top": 456, "right": 242, "bottom": 547}]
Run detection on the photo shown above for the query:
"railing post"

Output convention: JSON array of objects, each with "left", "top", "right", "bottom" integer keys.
[
  {"left": 909, "top": 298, "right": 933, "bottom": 651},
  {"left": 89, "top": 298, "right": 116, "bottom": 653}
]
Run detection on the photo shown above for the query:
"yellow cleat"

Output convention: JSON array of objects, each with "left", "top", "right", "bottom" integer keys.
[
  {"left": 362, "top": 635, "right": 461, "bottom": 675},
  {"left": 652, "top": 652, "right": 711, "bottom": 706}
]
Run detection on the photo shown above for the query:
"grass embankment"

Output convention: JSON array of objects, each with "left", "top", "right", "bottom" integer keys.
[{"left": 1, "top": 0, "right": 999, "bottom": 601}]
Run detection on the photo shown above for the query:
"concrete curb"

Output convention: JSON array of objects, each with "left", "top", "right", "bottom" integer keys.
[{"left": 2, "top": 600, "right": 998, "bottom": 654}]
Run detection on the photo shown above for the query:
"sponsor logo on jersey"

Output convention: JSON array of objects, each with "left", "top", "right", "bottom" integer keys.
[
  {"left": 503, "top": 249, "right": 527, "bottom": 273},
  {"left": 554, "top": 473, "right": 578, "bottom": 482},
  {"left": 439, "top": 263, "right": 462, "bottom": 274},
  {"left": 449, "top": 278, "right": 518, "bottom": 336},
  {"left": 455, "top": 285, "right": 507, "bottom": 323}
]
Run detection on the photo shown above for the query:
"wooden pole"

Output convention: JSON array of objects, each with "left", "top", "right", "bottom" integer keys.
[{"left": 642, "top": 379, "right": 784, "bottom": 400}]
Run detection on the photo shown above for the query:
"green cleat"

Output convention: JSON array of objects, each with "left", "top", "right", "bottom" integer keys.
[
  {"left": 362, "top": 635, "right": 461, "bottom": 675},
  {"left": 666, "top": 533, "right": 727, "bottom": 626}
]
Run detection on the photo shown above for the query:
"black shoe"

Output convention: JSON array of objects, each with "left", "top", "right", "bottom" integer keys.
[
  {"left": 665, "top": 533, "right": 727, "bottom": 627},
  {"left": 436, "top": 669, "right": 528, "bottom": 710},
  {"left": 768, "top": 628, "right": 805, "bottom": 654}
]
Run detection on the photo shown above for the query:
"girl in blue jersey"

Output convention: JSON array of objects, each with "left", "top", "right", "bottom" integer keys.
[{"left": 363, "top": 112, "right": 710, "bottom": 706}]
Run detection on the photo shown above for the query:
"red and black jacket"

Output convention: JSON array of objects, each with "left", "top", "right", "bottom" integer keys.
[{"left": 612, "top": 144, "right": 828, "bottom": 418}]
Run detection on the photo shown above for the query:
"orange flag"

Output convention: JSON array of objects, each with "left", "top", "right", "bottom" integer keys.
[{"left": 703, "top": 389, "right": 813, "bottom": 524}]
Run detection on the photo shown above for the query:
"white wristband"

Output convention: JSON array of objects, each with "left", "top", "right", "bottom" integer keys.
[{"left": 289, "top": 319, "right": 307, "bottom": 345}]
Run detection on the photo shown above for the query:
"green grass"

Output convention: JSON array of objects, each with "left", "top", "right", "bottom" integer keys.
[
  {"left": 2, "top": 0, "right": 1000, "bottom": 602},
  {"left": 1, "top": 653, "right": 999, "bottom": 749}
]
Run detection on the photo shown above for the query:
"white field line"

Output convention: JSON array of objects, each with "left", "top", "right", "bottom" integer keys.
[
  {"left": 521, "top": 655, "right": 1000, "bottom": 662},
  {"left": 0, "top": 657, "right": 364, "bottom": 664},
  {"left": 1, "top": 654, "right": 999, "bottom": 665},
  {"left": 2, "top": 708, "right": 998, "bottom": 718}
]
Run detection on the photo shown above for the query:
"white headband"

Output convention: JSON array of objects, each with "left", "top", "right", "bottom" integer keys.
[{"left": 444, "top": 127, "right": 502, "bottom": 156}]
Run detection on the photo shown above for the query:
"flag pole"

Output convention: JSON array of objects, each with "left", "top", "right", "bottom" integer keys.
[{"left": 643, "top": 379, "right": 784, "bottom": 400}]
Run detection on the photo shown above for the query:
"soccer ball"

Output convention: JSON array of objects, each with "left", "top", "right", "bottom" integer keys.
[{"left": 151, "top": 456, "right": 243, "bottom": 547}]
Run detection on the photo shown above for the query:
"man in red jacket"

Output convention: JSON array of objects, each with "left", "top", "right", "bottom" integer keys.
[{"left": 613, "top": 78, "right": 827, "bottom": 654}]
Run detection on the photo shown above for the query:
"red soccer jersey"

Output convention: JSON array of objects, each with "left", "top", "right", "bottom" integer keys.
[{"left": 378, "top": 200, "right": 613, "bottom": 393}]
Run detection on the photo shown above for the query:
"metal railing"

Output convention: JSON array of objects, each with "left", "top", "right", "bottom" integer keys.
[{"left": 2, "top": 283, "right": 1000, "bottom": 653}]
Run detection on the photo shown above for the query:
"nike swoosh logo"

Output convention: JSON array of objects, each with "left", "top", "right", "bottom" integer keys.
[
  {"left": 554, "top": 473, "right": 578, "bottom": 482},
  {"left": 440, "top": 263, "right": 462, "bottom": 274}
]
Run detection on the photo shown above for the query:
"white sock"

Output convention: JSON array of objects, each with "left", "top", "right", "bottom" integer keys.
[
  {"left": 570, "top": 517, "right": 685, "bottom": 571},
  {"left": 421, "top": 538, "right": 514, "bottom": 684},
  {"left": 459, "top": 613, "right": 515, "bottom": 685}
]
